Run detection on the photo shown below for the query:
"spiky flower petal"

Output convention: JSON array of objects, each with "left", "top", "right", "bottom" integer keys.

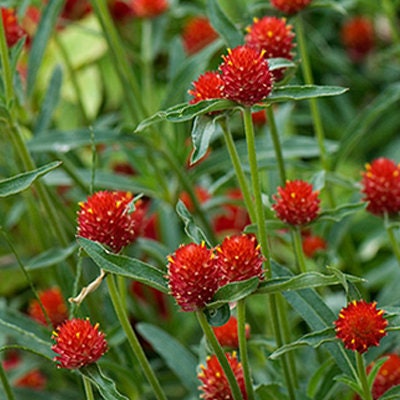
[
  {"left": 182, "top": 16, "right": 218, "bottom": 55},
  {"left": 215, "top": 234, "right": 264, "bottom": 285},
  {"left": 77, "top": 190, "right": 144, "bottom": 253},
  {"left": 167, "top": 243, "right": 222, "bottom": 312},
  {"left": 334, "top": 300, "right": 387, "bottom": 354},
  {"left": 361, "top": 157, "right": 400, "bottom": 216},
  {"left": 270, "top": 0, "right": 312, "bottom": 14},
  {"left": 213, "top": 316, "right": 250, "bottom": 348},
  {"left": 131, "top": 0, "right": 168, "bottom": 18},
  {"left": 219, "top": 45, "right": 273, "bottom": 106},
  {"left": 188, "top": 71, "right": 224, "bottom": 104},
  {"left": 52, "top": 318, "right": 108, "bottom": 369},
  {"left": 198, "top": 352, "right": 247, "bottom": 400},
  {"left": 272, "top": 180, "right": 320, "bottom": 226},
  {"left": 1, "top": 8, "right": 26, "bottom": 47}
]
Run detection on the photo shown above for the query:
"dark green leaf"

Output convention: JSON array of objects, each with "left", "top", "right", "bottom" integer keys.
[
  {"left": 268, "top": 58, "right": 296, "bottom": 71},
  {"left": 267, "top": 85, "right": 348, "bottom": 103},
  {"left": 190, "top": 115, "right": 218, "bottom": 165},
  {"left": 307, "top": 359, "right": 338, "bottom": 399},
  {"left": 0, "top": 161, "right": 62, "bottom": 197},
  {"left": 204, "top": 304, "right": 231, "bottom": 326},
  {"left": 136, "top": 323, "right": 199, "bottom": 393},
  {"left": 255, "top": 383, "right": 287, "bottom": 400},
  {"left": 77, "top": 237, "right": 168, "bottom": 293},
  {"left": 26, "top": 244, "right": 77, "bottom": 271},
  {"left": 379, "top": 385, "right": 400, "bottom": 400},
  {"left": 317, "top": 202, "right": 366, "bottom": 223},
  {"left": 335, "top": 375, "right": 361, "bottom": 396}
]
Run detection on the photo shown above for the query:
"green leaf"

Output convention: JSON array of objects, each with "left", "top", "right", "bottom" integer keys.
[
  {"left": 268, "top": 58, "right": 296, "bottom": 71},
  {"left": 207, "top": 277, "right": 260, "bottom": 308},
  {"left": 77, "top": 237, "right": 168, "bottom": 293},
  {"left": 307, "top": 359, "right": 338, "bottom": 399},
  {"left": 207, "top": 0, "right": 243, "bottom": 48},
  {"left": 335, "top": 375, "right": 361, "bottom": 396},
  {"left": 267, "top": 85, "right": 348, "bottom": 103},
  {"left": 136, "top": 323, "right": 199, "bottom": 393},
  {"left": 379, "top": 385, "right": 400, "bottom": 400},
  {"left": 0, "top": 161, "right": 62, "bottom": 197},
  {"left": 80, "top": 364, "right": 129, "bottom": 400},
  {"left": 255, "top": 383, "right": 287, "bottom": 400},
  {"left": 317, "top": 202, "right": 366, "bottom": 222},
  {"left": 190, "top": 115, "right": 219, "bottom": 165},
  {"left": 311, "top": 0, "right": 347, "bottom": 14},
  {"left": 269, "top": 328, "right": 336, "bottom": 360},
  {"left": 26, "top": 244, "right": 78, "bottom": 271},
  {"left": 204, "top": 304, "right": 231, "bottom": 326}
]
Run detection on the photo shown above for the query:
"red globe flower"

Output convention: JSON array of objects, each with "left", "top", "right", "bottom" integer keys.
[
  {"left": 219, "top": 45, "right": 274, "bottom": 106},
  {"left": 167, "top": 242, "right": 222, "bottom": 312},
  {"left": 213, "top": 316, "right": 250, "bottom": 348},
  {"left": 52, "top": 318, "right": 108, "bottom": 369},
  {"left": 179, "top": 186, "right": 211, "bottom": 213},
  {"left": 334, "top": 300, "right": 388, "bottom": 354},
  {"left": 131, "top": 0, "right": 168, "bottom": 18},
  {"left": 361, "top": 157, "right": 400, "bottom": 216},
  {"left": 188, "top": 71, "right": 224, "bottom": 105},
  {"left": 301, "top": 231, "right": 327, "bottom": 258},
  {"left": 215, "top": 234, "right": 264, "bottom": 285},
  {"left": 108, "top": 0, "right": 135, "bottom": 22},
  {"left": 28, "top": 287, "right": 68, "bottom": 328},
  {"left": 270, "top": 0, "right": 312, "bottom": 14},
  {"left": 182, "top": 16, "right": 218, "bottom": 55},
  {"left": 60, "top": 0, "right": 92, "bottom": 21},
  {"left": 77, "top": 191, "right": 145, "bottom": 253},
  {"left": 198, "top": 352, "right": 247, "bottom": 400},
  {"left": 1, "top": 8, "right": 27, "bottom": 47},
  {"left": 14, "top": 369, "right": 47, "bottom": 390},
  {"left": 245, "top": 16, "right": 295, "bottom": 81}
]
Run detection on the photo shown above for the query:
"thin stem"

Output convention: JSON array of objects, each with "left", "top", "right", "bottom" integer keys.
[
  {"left": 356, "top": 352, "right": 373, "bottom": 400},
  {"left": 106, "top": 274, "right": 167, "bottom": 400},
  {"left": 141, "top": 19, "right": 155, "bottom": 112},
  {"left": 0, "top": 361, "right": 15, "bottom": 400},
  {"left": 0, "top": 17, "right": 14, "bottom": 110},
  {"left": 82, "top": 376, "right": 95, "bottom": 400},
  {"left": 384, "top": 213, "right": 400, "bottom": 267},
  {"left": 291, "top": 226, "right": 307, "bottom": 273},
  {"left": 237, "top": 300, "right": 255, "bottom": 400},
  {"left": 196, "top": 310, "right": 244, "bottom": 400}
]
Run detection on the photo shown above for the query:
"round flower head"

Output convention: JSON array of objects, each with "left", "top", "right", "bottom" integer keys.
[
  {"left": 219, "top": 45, "right": 273, "bottom": 106},
  {"left": 215, "top": 234, "right": 264, "bottom": 285},
  {"left": 213, "top": 316, "right": 250, "bottom": 348},
  {"left": 334, "top": 300, "right": 387, "bottom": 354},
  {"left": 361, "top": 157, "right": 400, "bottom": 216},
  {"left": 1, "top": 8, "right": 27, "bottom": 47},
  {"left": 245, "top": 16, "right": 295, "bottom": 81},
  {"left": 108, "top": 0, "right": 135, "bottom": 23},
  {"left": 28, "top": 287, "right": 68, "bottom": 328},
  {"left": 52, "top": 318, "right": 108, "bottom": 369},
  {"left": 14, "top": 369, "right": 46, "bottom": 390},
  {"left": 60, "top": 0, "right": 92, "bottom": 21},
  {"left": 167, "top": 242, "right": 222, "bottom": 312},
  {"left": 270, "top": 0, "right": 312, "bottom": 14},
  {"left": 77, "top": 191, "right": 144, "bottom": 253},
  {"left": 198, "top": 352, "right": 247, "bottom": 400},
  {"left": 272, "top": 180, "right": 320, "bottom": 226},
  {"left": 301, "top": 231, "right": 327, "bottom": 258},
  {"left": 182, "top": 16, "right": 218, "bottom": 55},
  {"left": 188, "top": 71, "right": 224, "bottom": 105},
  {"left": 131, "top": 0, "right": 168, "bottom": 18}
]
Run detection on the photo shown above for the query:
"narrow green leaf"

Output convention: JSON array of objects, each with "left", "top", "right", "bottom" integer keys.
[
  {"left": 207, "top": 0, "right": 243, "bottom": 48},
  {"left": 307, "top": 358, "right": 337, "bottom": 399},
  {"left": 26, "top": 244, "right": 78, "bottom": 271},
  {"left": 317, "top": 202, "right": 366, "bottom": 223},
  {"left": 190, "top": 115, "right": 218, "bottom": 165},
  {"left": 335, "top": 375, "right": 362, "bottom": 395},
  {"left": 0, "top": 161, "right": 62, "bottom": 197},
  {"left": 268, "top": 58, "right": 296, "bottom": 71},
  {"left": 367, "top": 357, "right": 388, "bottom": 389},
  {"left": 136, "top": 323, "right": 199, "bottom": 393},
  {"left": 255, "top": 383, "right": 287, "bottom": 400},
  {"left": 267, "top": 85, "right": 348, "bottom": 103},
  {"left": 77, "top": 237, "right": 168, "bottom": 293},
  {"left": 379, "top": 385, "right": 400, "bottom": 400}
]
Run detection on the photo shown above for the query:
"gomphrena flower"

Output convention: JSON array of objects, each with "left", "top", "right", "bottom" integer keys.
[
  {"left": 215, "top": 234, "right": 264, "bottom": 285},
  {"left": 52, "top": 318, "right": 108, "bottom": 369},
  {"left": 341, "top": 16, "right": 375, "bottom": 62},
  {"left": 77, "top": 190, "right": 144, "bottom": 253},
  {"left": 334, "top": 300, "right": 388, "bottom": 354},
  {"left": 188, "top": 71, "right": 224, "bottom": 104},
  {"left": 167, "top": 242, "right": 222, "bottom": 312},
  {"left": 213, "top": 316, "right": 250, "bottom": 348},
  {"left": 361, "top": 157, "right": 400, "bottom": 216},
  {"left": 28, "top": 287, "right": 68, "bottom": 328},
  {"left": 179, "top": 186, "right": 211, "bottom": 212},
  {"left": 272, "top": 180, "right": 321, "bottom": 226},
  {"left": 245, "top": 16, "right": 295, "bottom": 81},
  {"left": 182, "top": 16, "right": 218, "bottom": 55},
  {"left": 14, "top": 369, "right": 47, "bottom": 390},
  {"left": 131, "top": 0, "right": 168, "bottom": 18},
  {"left": 270, "top": 0, "right": 312, "bottom": 14},
  {"left": 198, "top": 352, "right": 247, "bottom": 400},
  {"left": 60, "top": 0, "right": 92, "bottom": 21},
  {"left": 108, "top": 0, "right": 135, "bottom": 23},
  {"left": 219, "top": 45, "right": 273, "bottom": 107},
  {"left": 1, "top": 8, "right": 27, "bottom": 47},
  {"left": 301, "top": 231, "right": 327, "bottom": 258}
]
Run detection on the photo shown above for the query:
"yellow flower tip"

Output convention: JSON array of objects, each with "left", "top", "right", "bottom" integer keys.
[
  {"left": 87, "top": 208, "right": 93, "bottom": 214},
  {"left": 76, "top": 332, "right": 81, "bottom": 339},
  {"left": 215, "top": 372, "right": 221, "bottom": 378},
  {"left": 94, "top": 322, "right": 99, "bottom": 330},
  {"left": 227, "top": 48, "right": 232, "bottom": 55},
  {"left": 393, "top": 170, "right": 399, "bottom": 177},
  {"left": 290, "top": 192, "right": 296, "bottom": 199},
  {"left": 167, "top": 256, "right": 174, "bottom": 263},
  {"left": 338, "top": 312, "right": 344, "bottom": 319},
  {"left": 78, "top": 201, "right": 84, "bottom": 207},
  {"left": 267, "top": 30, "right": 273, "bottom": 38},
  {"left": 253, "top": 17, "right": 259, "bottom": 23},
  {"left": 352, "top": 300, "right": 357, "bottom": 306}
]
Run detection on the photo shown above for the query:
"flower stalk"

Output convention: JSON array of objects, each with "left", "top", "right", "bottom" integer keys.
[{"left": 356, "top": 352, "right": 373, "bottom": 400}]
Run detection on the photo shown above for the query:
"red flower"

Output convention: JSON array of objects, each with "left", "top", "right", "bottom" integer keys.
[
  {"left": 108, "top": 0, "right": 135, "bottom": 22},
  {"left": 179, "top": 186, "right": 211, "bottom": 213},
  {"left": 14, "top": 369, "right": 46, "bottom": 390},
  {"left": 213, "top": 316, "right": 250, "bottom": 348},
  {"left": 270, "top": 0, "right": 312, "bottom": 14},
  {"left": 334, "top": 300, "right": 388, "bottom": 354},
  {"left": 361, "top": 157, "right": 400, "bottom": 216},
  {"left": 272, "top": 180, "right": 321, "bottom": 226},
  {"left": 28, "top": 287, "right": 68, "bottom": 328},
  {"left": 167, "top": 242, "right": 222, "bottom": 312},
  {"left": 251, "top": 109, "right": 267, "bottom": 126},
  {"left": 215, "top": 234, "right": 264, "bottom": 285},
  {"left": 182, "top": 16, "right": 218, "bottom": 55},
  {"left": 60, "top": 0, "right": 92, "bottom": 21},
  {"left": 131, "top": 0, "right": 168, "bottom": 18},
  {"left": 301, "top": 231, "right": 327, "bottom": 258},
  {"left": 198, "top": 352, "right": 247, "bottom": 400},
  {"left": 245, "top": 16, "right": 295, "bottom": 81},
  {"left": 77, "top": 191, "right": 145, "bottom": 253},
  {"left": 341, "top": 16, "right": 375, "bottom": 62},
  {"left": 1, "top": 8, "right": 27, "bottom": 47},
  {"left": 52, "top": 318, "right": 108, "bottom": 369},
  {"left": 219, "top": 45, "right": 273, "bottom": 106},
  {"left": 188, "top": 71, "right": 224, "bottom": 105}
]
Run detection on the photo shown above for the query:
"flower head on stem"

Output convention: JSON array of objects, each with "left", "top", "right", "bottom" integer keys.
[
  {"left": 182, "top": 16, "right": 218, "bottom": 55},
  {"left": 188, "top": 71, "right": 224, "bottom": 104},
  {"left": 1, "top": 8, "right": 26, "bottom": 47},
  {"left": 270, "top": 0, "right": 312, "bottom": 15},
  {"left": 213, "top": 316, "right": 250, "bottom": 349}
]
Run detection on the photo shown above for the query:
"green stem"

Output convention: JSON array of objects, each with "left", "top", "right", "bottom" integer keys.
[
  {"left": 0, "top": 361, "right": 15, "bottom": 400},
  {"left": 106, "top": 274, "right": 167, "bottom": 400},
  {"left": 382, "top": 0, "right": 400, "bottom": 46},
  {"left": 82, "top": 376, "right": 95, "bottom": 400},
  {"left": 291, "top": 226, "right": 307, "bottom": 273},
  {"left": 356, "top": 352, "right": 373, "bottom": 400},
  {"left": 237, "top": 300, "right": 255, "bottom": 400},
  {"left": 384, "top": 213, "right": 400, "bottom": 267},
  {"left": 196, "top": 311, "right": 244, "bottom": 400},
  {"left": 141, "top": 19, "right": 155, "bottom": 112},
  {"left": 0, "top": 18, "right": 14, "bottom": 110}
]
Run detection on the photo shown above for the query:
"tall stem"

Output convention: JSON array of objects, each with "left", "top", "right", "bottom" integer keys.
[
  {"left": 106, "top": 274, "right": 167, "bottom": 400},
  {"left": 196, "top": 311, "right": 244, "bottom": 400},
  {"left": 0, "top": 358, "right": 15, "bottom": 400},
  {"left": 291, "top": 226, "right": 307, "bottom": 273},
  {"left": 82, "top": 376, "right": 95, "bottom": 400},
  {"left": 141, "top": 19, "right": 155, "bottom": 112},
  {"left": 356, "top": 352, "right": 373, "bottom": 400}
]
